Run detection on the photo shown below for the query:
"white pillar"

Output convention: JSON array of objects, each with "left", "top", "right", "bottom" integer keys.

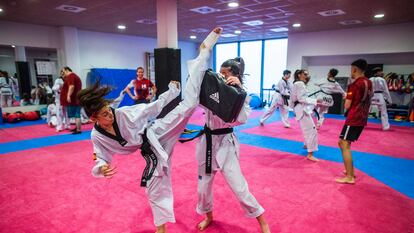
[
  {"left": 14, "top": 46, "right": 26, "bottom": 62},
  {"left": 59, "top": 26, "right": 81, "bottom": 75},
  {"left": 156, "top": 0, "right": 178, "bottom": 48}
]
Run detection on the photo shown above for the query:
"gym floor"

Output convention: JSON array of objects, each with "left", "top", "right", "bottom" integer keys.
[{"left": 0, "top": 108, "right": 413, "bottom": 233}]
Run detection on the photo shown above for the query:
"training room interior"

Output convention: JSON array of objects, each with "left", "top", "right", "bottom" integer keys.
[{"left": 0, "top": 0, "right": 413, "bottom": 232}]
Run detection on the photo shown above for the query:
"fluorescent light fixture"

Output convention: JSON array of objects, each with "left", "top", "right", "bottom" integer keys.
[
  {"left": 11, "top": 45, "right": 15, "bottom": 48},
  {"left": 55, "top": 5, "right": 86, "bottom": 13},
  {"left": 117, "top": 25, "right": 126, "bottom": 30},
  {"left": 190, "top": 6, "right": 220, "bottom": 14},
  {"left": 234, "top": 30, "right": 242, "bottom": 34},
  {"left": 292, "top": 23, "right": 301, "bottom": 28},
  {"left": 270, "top": 27, "right": 289, "bottom": 32},
  {"left": 190, "top": 35, "right": 197, "bottom": 39},
  {"left": 374, "top": 13, "right": 384, "bottom": 18},
  {"left": 135, "top": 19, "right": 156, "bottom": 24},
  {"left": 221, "top": 33, "right": 238, "bottom": 38},
  {"left": 243, "top": 20, "right": 264, "bottom": 26},
  {"left": 0, "top": 8, "right": 3, "bottom": 12},
  {"left": 228, "top": 2, "right": 239, "bottom": 8},
  {"left": 339, "top": 20, "right": 362, "bottom": 25}
]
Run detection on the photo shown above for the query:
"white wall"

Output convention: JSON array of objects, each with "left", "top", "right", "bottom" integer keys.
[
  {"left": 0, "top": 20, "right": 198, "bottom": 91},
  {"left": 0, "top": 21, "right": 60, "bottom": 48},
  {"left": 0, "top": 47, "right": 16, "bottom": 76},
  {"left": 287, "top": 22, "right": 414, "bottom": 70}
]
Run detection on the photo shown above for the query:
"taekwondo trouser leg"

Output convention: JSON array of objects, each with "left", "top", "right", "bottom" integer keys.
[
  {"left": 55, "top": 102, "right": 64, "bottom": 130},
  {"left": 260, "top": 92, "right": 279, "bottom": 124},
  {"left": 145, "top": 31, "right": 218, "bottom": 227},
  {"left": 280, "top": 105, "right": 290, "bottom": 127},
  {"left": 378, "top": 102, "right": 390, "bottom": 130},
  {"left": 197, "top": 150, "right": 265, "bottom": 218},
  {"left": 316, "top": 105, "right": 329, "bottom": 127},
  {"left": 299, "top": 114, "right": 318, "bottom": 152}
]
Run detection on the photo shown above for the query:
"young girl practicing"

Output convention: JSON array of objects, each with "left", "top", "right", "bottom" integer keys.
[
  {"left": 78, "top": 28, "right": 222, "bottom": 233},
  {"left": 194, "top": 57, "right": 270, "bottom": 233},
  {"left": 290, "top": 69, "right": 321, "bottom": 162}
]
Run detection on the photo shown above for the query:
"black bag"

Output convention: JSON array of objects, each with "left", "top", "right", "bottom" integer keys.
[{"left": 200, "top": 69, "right": 247, "bottom": 123}]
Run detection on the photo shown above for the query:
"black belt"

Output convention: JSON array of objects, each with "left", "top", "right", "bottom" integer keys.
[
  {"left": 308, "top": 89, "right": 330, "bottom": 97},
  {"left": 140, "top": 129, "right": 158, "bottom": 187},
  {"left": 281, "top": 94, "right": 290, "bottom": 106},
  {"left": 293, "top": 101, "right": 320, "bottom": 120},
  {"left": 374, "top": 91, "right": 383, "bottom": 93},
  {"left": 179, "top": 125, "right": 233, "bottom": 174}
]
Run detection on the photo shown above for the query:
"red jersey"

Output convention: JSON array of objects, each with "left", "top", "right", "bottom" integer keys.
[
  {"left": 133, "top": 78, "right": 154, "bottom": 100},
  {"left": 345, "top": 76, "right": 373, "bottom": 126},
  {"left": 60, "top": 73, "right": 82, "bottom": 106}
]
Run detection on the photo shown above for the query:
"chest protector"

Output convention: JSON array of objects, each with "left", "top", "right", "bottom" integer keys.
[{"left": 200, "top": 69, "right": 247, "bottom": 123}]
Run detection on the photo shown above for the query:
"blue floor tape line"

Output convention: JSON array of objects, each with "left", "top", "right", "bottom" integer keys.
[
  {"left": 0, "top": 119, "right": 46, "bottom": 129},
  {"left": 0, "top": 131, "right": 91, "bottom": 154}
]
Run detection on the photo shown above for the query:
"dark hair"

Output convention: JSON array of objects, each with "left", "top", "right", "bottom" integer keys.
[
  {"left": 351, "top": 59, "right": 367, "bottom": 72},
  {"left": 283, "top": 70, "right": 291, "bottom": 76},
  {"left": 372, "top": 67, "right": 382, "bottom": 74},
  {"left": 329, "top": 68, "right": 338, "bottom": 77},
  {"left": 63, "top": 66, "right": 73, "bottom": 72},
  {"left": 77, "top": 82, "right": 112, "bottom": 117},
  {"left": 221, "top": 57, "right": 245, "bottom": 84},
  {"left": 294, "top": 69, "right": 306, "bottom": 83},
  {"left": 136, "top": 67, "right": 144, "bottom": 71}
]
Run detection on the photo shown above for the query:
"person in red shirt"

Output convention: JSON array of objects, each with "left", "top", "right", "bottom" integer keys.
[
  {"left": 60, "top": 66, "right": 83, "bottom": 134},
  {"left": 124, "top": 67, "right": 157, "bottom": 104},
  {"left": 336, "top": 59, "right": 373, "bottom": 184}
]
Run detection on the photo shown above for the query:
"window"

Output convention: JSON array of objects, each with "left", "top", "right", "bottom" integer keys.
[
  {"left": 214, "top": 38, "right": 288, "bottom": 100},
  {"left": 215, "top": 43, "right": 238, "bottom": 72},
  {"left": 240, "top": 41, "right": 262, "bottom": 95}
]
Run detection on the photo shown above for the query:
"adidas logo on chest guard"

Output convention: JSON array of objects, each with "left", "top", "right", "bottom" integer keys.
[{"left": 209, "top": 92, "right": 220, "bottom": 103}]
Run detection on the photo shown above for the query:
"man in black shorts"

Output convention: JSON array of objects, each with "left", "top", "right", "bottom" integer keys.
[{"left": 336, "top": 59, "right": 373, "bottom": 184}]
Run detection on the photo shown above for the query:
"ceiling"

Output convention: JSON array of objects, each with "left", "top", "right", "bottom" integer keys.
[{"left": 1, "top": 0, "right": 413, "bottom": 43}]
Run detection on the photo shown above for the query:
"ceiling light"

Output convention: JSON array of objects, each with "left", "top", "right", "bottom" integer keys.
[
  {"left": 221, "top": 33, "right": 238, "bottom": 38},
  {"left": 190, "top": 35, "right": 197, "bottom": 39},
  {"left": 117, "top": 25, "right": 126, "bottom": 30},
  {"left": 190, "top": 6, "right": 220, "bottom": 14},
  {"left": 234, "top": 30, "right": 241, "bottom": 34},
  {"left": 11, "top": 45, "right": 15, "bottom": 48},
  {"left": 317, "top": 9, "right": 346, "bottom": 17},
  {"left": 243, "top": 20, "right": 264, "bottom": 26},
  {"left": 228, "top": 2, "right": 239, "bottom": 8},
  {"left": 339, "top": 20, "right": 362, "bottom": 25},
  {"left": 0, "top": 8, "right": 3, "bottom": 12},
  {"left": 292, "top": 23, "right": 301, "bottom": 28},
  {"left": 374, "top": 13, "right": 385, "bottom": 18},
  {"left": 55, "top": 5, "right": 86, "bottom": 13},
  {"left": 270, "top": 27, "right": 289, "bottom": 32}
]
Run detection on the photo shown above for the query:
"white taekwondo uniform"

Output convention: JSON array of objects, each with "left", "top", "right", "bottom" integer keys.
[
  {"left": 370, "top": 76, "right": 392, "bottom": 130},
  {"left": 196, "top": 96, "right": 265, "bottom": 218},
  {"left": 312, "top": 78, "right": 346, "bottom": 127},
  {"left": 90, "top": 30, "right": 220, "bottom": 227},
  {"left": 290, "top": 81, "right": 318, "bottom": 152}
]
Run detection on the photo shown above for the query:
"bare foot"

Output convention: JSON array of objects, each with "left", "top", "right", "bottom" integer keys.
[
  {"left": 156, "top": 224, "right": 166, "bottom": 233},
  {"left": 335, "top": 176, "right": 355, "bottom": 184},
  {"left": 306, "top": 155, "right": 319, "bottom": 162},
  {"left": 260, "top": 121, "right": 264, "bottom": 126},
  {"left": 198, "top": 218, "right": 213, "bottom": 231},
  {"left": 198, "top": 213, "right": 213, "bottom": 231}
]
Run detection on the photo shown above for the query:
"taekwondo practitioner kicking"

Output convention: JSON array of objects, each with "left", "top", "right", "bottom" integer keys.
[
  {"left": 369, "top": 67, "right": 392, "bottom": 130},
  {"left": 259, "top": 70, "right": 292, "bottom": 127},
  {"left": 183, "top": 58, "right": 270, "bottom": 233},
  {"left": 312, "top": 68, "right": 346, "bottom": 129},
  {"left": 77, "top": 27, "right": 222, "bottom": 233},
  {"left": 290, "top": 69, "right": 322, "bottom": 162}
]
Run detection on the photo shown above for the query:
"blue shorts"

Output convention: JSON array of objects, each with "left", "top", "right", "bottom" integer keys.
[{"left": 67, "top": 106, "right": 81, "bottom": 118}]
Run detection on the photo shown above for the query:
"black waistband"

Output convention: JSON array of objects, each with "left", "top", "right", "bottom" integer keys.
[
  {"left": 374, "top": 91, "right": 383, "bottom": 93},
  {"left": 179, "top": 125, "right": 233, "bottom": 174},
  {"left": 140, "top": 129, "right": 158, "bottom": 187}
]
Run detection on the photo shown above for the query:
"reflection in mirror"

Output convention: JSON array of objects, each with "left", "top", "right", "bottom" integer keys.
[{"left": 0, "top": 45, "right": 58, "bottom": 114}]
